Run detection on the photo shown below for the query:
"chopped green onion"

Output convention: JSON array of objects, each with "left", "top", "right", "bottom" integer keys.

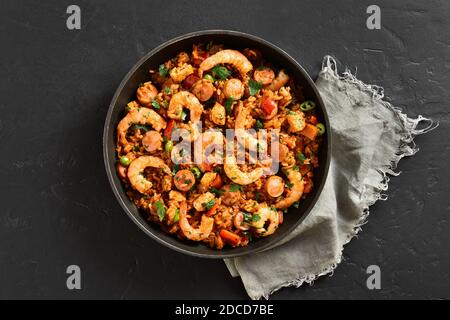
[
  {"left": 159, "top": 64, "right": 169, "bottom": 78},
  {"left": 316, "top": 123, "right": 325, "bottom": 135},
  {"left": 210, "top": 187, "right": 223, "bottom": 197},
  {"left": 203, "top": 199, "right": 216, "bottom": 210},
  {"left": 297, "top": 152, "right": 307, "bottom": 164},
  {"left": 255, "top": 119, "right": 264, "bottom": 130},
  {"left": 300, "top": 100, "right": 316, "bottom": 112},
  {"left": 164, "top": 87, "right": 171, "bottom": 94},
  {"left": 229, "top": 184, "right": 242, "bottom": 192},
  {"left": 151, "top": 100, "right": 160, "bottom": 109}
]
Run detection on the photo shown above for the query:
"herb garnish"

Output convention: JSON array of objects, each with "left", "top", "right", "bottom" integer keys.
[{"left": 154, "top": 201, "right": 166, "bottom": 222}]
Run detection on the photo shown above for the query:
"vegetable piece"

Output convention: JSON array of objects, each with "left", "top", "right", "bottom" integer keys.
[
  {"left": 191, "top": 167, "right": 202, "bottom": 179},
  {"left": 224, "top": 97, "right": 234, "bottom": 115},
  {"left": 173, "top": 209, "right": 180, "bottom": 223},
  {"left": 255, "top": 119, "right": 264, "bottom": 130},
  {"left": 116, "top": 163, "right": 127, "bottom": 179},
  {"left": 210, "top": 174, "right": 223, "bottom": 189},
  {"left": 203, "top": 199, "right": 216, "bottom": 211},
  {"left": 219, "top": 229, "right": 241, "bottom": 246},
  {"left": 247, "top": 79, "right": 263, "bottom": 96},
  {"left": 120, "top": 156, "right": 131, "bottom": 167},
  {"left": 210, "top": 187, "right": 223, "bottom": 197},
  {"left": 300, "top": 100, "right": 316, "bottom": 112},
  {"left": 205, "top": 201, "right": 220, "bottom": 217},
  {"left": 303, "top": 177, "right": 313, "bottom": 194},
  {"left": 199, "top": 162, "right": 213, "bottom": 172},
  {"left": 151, "top": 100, "right": 160, "bottom": 109},
  {"left": 260, "top": 97, "right": 278, "bottom": 120},
  {"left": 253, "top": 67, "right": 275, "bottom": 85},
  {"left": 309, "top": 115, "right": 318, "bottom": 125},
  {"left": 299, "top": 123, "right": 320, "bottom": 141},
  {"left": 211, "top": 65, "right": 231, "bottom": 80},
  {"left": 174, "top": 169, "right": 196, "bottom": 191},
  {"left": 159, "top": 64, "right": 169, "bottom": 78},
  {"left": 265, "top": 176, "right": 285, "bottom": 198},
  {"left": 153, "top": 200, "right": 166, "bottom": 222},
  {"left": 252, "top": 214, "right": 261, "bottom": 222},
  {"left": 164, "top": 120, "right": 175, "bottom": 140},
  {"left": 316, "top": 123, "right": 326, "bottom": 135},
  {"left": 165, "top": 140, "right": 173, "bottom": 153},
  {"left": 203, "top": 74, "right": 215, "bottom": 82},
  {"left": 229, "top": 184, "right": 242, "bottom": 192},
  {"left": 297, "top": 152, "right": 306, "bottom": 164}
]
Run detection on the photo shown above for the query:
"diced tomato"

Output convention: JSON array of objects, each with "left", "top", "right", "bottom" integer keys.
[
  {"left": 210, "top": 174, "right": 222, "bottom": 189},
  {"left": 260, "top": 97, "right": 278, "bottom": 119},
  {"left": 219, "top": 229, "right": 241, "bottom": 247},
  {"left": 309, "top": 115, "right": 318, "bottom": 125},
  {"left": 164, "top": 120, "right": 175, "bottom": 140},
  {"left": 199, "top": 162, "right": 213, "bottom": 172},
  {"left": 300, "top": 123, "right": 319, "bottom": 141},
  {"left": 303, "top": 177, "right": 313, "bottom": 194}
]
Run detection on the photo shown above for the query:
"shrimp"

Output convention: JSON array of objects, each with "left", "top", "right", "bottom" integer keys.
[
  {"left": 178, "top": 201, "right": 214, "bottom": 241},
  {"left": 127, "top": 156, "right": 171, "bottom": 194},
  {"left": 251, "top": 204, "right": 280, "bottom": 237},
  {"left": 199, "top": 49, "right": 253, "bottom": 77},
  {"left": 224, "top": 153, "right": 263, "bottom": 185},
  {"left": 266, "top": 70, "right": 289, "bottom": 91},
  {"left": 117, "top": 107, "right": 166, "bottom": 149},
  {"left": 168, "top": 91, "right": 204, "bottom": 141},
  {"left": 274, "top": 167, "right": 304, "bottom": 209}
]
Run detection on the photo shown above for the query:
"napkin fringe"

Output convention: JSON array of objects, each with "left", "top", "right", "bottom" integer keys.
[{"left": 261, "top": 56, "right": 438, "bottom": 299}]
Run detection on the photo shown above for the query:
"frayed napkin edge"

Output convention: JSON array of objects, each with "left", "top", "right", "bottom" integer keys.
[{"left": 256, "top": 55, "right": 439, "bottom": 300}]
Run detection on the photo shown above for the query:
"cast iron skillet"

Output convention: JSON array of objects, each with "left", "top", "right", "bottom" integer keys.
[{"left": 103, "top": 30, "right": 331, "bottom": 259}]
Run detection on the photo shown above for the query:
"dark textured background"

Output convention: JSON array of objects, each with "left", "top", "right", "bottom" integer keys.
[{"left": 1, "top": 0, "right": 449, "bottom": 299}]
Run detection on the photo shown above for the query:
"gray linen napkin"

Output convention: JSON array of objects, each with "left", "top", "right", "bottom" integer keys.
[{"left": 224, "top": 56, "right": 437, "bottom": 300}]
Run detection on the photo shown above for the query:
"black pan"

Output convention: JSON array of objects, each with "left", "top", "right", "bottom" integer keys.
[{"left": 103, "top": 30, "right": 331, "bottom": 258}]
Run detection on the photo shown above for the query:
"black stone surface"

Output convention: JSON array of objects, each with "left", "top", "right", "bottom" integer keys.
[{"left": 1, "top": 0, "right": 449, "bottom": 299}]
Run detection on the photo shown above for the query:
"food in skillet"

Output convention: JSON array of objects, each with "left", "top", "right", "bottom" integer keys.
[{"left": 115, "top": 43, "right": 324, "bottom": 249}]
